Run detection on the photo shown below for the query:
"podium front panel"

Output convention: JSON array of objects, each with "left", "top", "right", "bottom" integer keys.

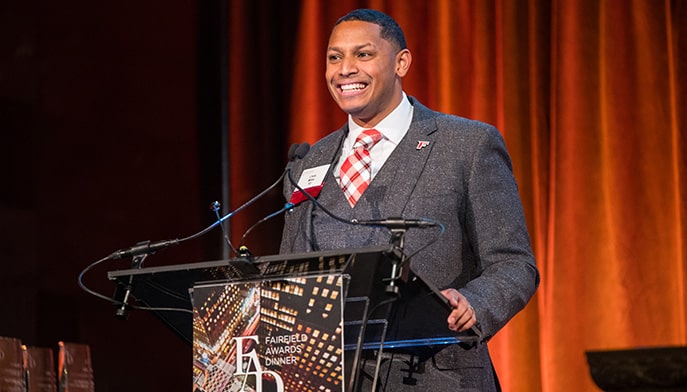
[{"left": 191, "top": 274, "right": 346, "bottom": 392}]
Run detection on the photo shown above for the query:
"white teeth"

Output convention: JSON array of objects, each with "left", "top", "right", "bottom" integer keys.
[{"left": 340, "top": 83, "right": 366, "bottom": 91}]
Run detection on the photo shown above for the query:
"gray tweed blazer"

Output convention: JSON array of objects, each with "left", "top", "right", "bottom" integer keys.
[{"left": 280, "top": 97, "right": 539, "bottom": 390}]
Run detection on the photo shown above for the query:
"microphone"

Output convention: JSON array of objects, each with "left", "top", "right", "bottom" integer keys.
[
  {"left": 355, "top": 217, "right": 438, "bottom": 229},
  {"left": 287, "top": 142, "right": 299, "bottom": 159},
  {"left": 110, "top": 239, "right": 180, "bottom": 260},
  {"left": 288, "top": 143, "right": 310, "bottom": 166}
]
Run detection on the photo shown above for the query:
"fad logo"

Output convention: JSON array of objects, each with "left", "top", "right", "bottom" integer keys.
[{"left": 232, "top": 336, "right": 285, "bottom": 392}]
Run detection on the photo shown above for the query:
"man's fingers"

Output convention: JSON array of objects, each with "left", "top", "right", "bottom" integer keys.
[
  {"left": 447, "top": 303, "right": 476, "bottom": 332},
  {"left": 441, "top": 288, "right": 477, "bottom": 332}
]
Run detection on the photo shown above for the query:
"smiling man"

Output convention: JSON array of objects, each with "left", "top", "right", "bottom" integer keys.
[
  {"left": 280, "top": 9, "right": 539, "bottom": 391},
  {"left": 325, "top": 18, "right": 411, "bottom": 128}
]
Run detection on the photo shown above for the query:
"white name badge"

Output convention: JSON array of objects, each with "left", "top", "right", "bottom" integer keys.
[{"left": 289, "top": 164, "right": 330, "bottom": 205}]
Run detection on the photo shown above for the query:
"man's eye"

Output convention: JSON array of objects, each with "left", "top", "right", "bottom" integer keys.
[{"left": 328, "top": 54, "right": 342, "bottom": 62}]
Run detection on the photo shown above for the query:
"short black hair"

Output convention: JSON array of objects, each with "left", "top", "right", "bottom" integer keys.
[{"left": 335, "top": 9, "right": 407, "bottom": 50}]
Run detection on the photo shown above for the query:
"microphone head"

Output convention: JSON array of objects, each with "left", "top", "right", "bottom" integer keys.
[
  {"left": 294, "top": 143, "right": 310, "bottom": 159},
  {"left": 287, "top": 143, "right": 300, "bottom": 160}
]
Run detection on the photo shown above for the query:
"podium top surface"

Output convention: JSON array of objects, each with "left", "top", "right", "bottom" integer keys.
[{"left": 108, "top": 245, "right": 394, "bottom": 283}]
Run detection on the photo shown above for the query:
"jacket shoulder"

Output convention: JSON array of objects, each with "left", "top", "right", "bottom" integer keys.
[{"left": 409, "top": 96, "right": 501, "bottom": 139}]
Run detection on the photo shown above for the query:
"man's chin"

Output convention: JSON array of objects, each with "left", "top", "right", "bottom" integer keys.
[
  {"left": 338, "top": 105, "right": 364, "bottom": 117},
  {"left": 337, "top": 98, "right": 370, "bottom": 114}
]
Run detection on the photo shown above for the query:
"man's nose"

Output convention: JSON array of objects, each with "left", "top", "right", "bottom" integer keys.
[{"left": 339, "top": 57, "right": 358, "bottom": 76}]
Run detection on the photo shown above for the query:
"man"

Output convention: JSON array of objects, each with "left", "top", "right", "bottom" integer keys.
[{"left": 280, "top": 8, "right": 539, "bottom": 391}]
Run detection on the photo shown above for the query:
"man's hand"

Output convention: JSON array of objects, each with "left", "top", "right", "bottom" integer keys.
[{"left": 441, "top": 288, "right": 477, "bottom": 332}]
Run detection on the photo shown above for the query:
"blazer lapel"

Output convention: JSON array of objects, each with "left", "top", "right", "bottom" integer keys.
[{"left": 370, "top": 102, "right": 438, "bottom": 218}]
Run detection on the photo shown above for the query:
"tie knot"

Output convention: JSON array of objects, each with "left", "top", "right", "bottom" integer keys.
[{"left": 353, "top": 129, "right": 383, "bottom": 150}]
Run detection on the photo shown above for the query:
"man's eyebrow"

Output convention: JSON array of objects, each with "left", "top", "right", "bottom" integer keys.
[{"left": 327, "top": 43, "right": 375, "bottom": 52}]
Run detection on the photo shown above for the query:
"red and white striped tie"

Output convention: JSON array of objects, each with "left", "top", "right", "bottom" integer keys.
[{"left": 340, "top": 129, "right": 383, "bottom": 207}]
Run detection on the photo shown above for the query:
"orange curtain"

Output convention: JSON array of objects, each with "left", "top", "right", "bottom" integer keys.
[{"left": 228, "top": 1, "right": 686, "bottom": 390}]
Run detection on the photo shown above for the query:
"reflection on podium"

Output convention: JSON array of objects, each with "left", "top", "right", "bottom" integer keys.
[{"left": 108, "top": 245, "right": 480, "bottom": 392}]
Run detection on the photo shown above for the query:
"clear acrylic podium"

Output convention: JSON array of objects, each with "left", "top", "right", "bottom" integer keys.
[{"left": 108, "top": 245, "right": 480, "bottom": 392}]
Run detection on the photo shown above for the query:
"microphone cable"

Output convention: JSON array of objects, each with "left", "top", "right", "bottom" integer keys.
[
  {"left": 237, "top": 202, "right": 294, "bottom": 254},
  {"left": 285, "top": 166, "right": 446, "bottom": 260},
  {"left": 78, "top": 143, "right": 311, "bottom": 314}
]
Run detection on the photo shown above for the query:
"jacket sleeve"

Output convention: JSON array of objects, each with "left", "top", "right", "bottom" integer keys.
[{"left": 457, "top": 125, "right": 540, "bottom": 339}]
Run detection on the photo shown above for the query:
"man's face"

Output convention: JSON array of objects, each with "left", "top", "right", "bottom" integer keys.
[{"left": 325, "top": 21, "right": 411, "bottom": 127}]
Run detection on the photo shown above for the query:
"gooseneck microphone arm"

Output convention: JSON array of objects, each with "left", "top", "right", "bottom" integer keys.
[
  {"left": 285, "top": 165, "right": 441, "bottom": 230},
  {"left": 210, "top": 200, "right": 239, "bottom": 256},
  {"left": 79, "top": 143, "right": 313, "bottom": 316},
  {"left": 235, "top": 143, "right": 311, "bottom": 256},
  {"left": 107, "top": 143, "right": 311, "bottom": 261}
]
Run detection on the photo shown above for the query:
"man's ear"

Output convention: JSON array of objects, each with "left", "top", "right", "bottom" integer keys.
[{"left": 396, "top": 49, "right": 412, "bottom": 77}]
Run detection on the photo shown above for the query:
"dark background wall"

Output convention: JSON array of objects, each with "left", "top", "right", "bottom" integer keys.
[
  {"left": 3, "top": 1, "right": 686, "bottom": 392},
  {"left": 1, "top": 1, "right": 298, "bottom": 390}
]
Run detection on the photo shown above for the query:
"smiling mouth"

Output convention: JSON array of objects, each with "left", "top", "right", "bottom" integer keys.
[{"left": 339, "top": 83, "right": 368, "bottom": 94}]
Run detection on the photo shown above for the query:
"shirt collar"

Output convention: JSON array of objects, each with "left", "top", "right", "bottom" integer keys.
[{"left": 347, "top": 92, "right": 413, "bottom": 145}]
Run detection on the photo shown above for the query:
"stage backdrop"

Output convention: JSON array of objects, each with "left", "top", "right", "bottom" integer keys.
[{"left": 226, "top": 1, "right": 686, "bottom": 391}]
